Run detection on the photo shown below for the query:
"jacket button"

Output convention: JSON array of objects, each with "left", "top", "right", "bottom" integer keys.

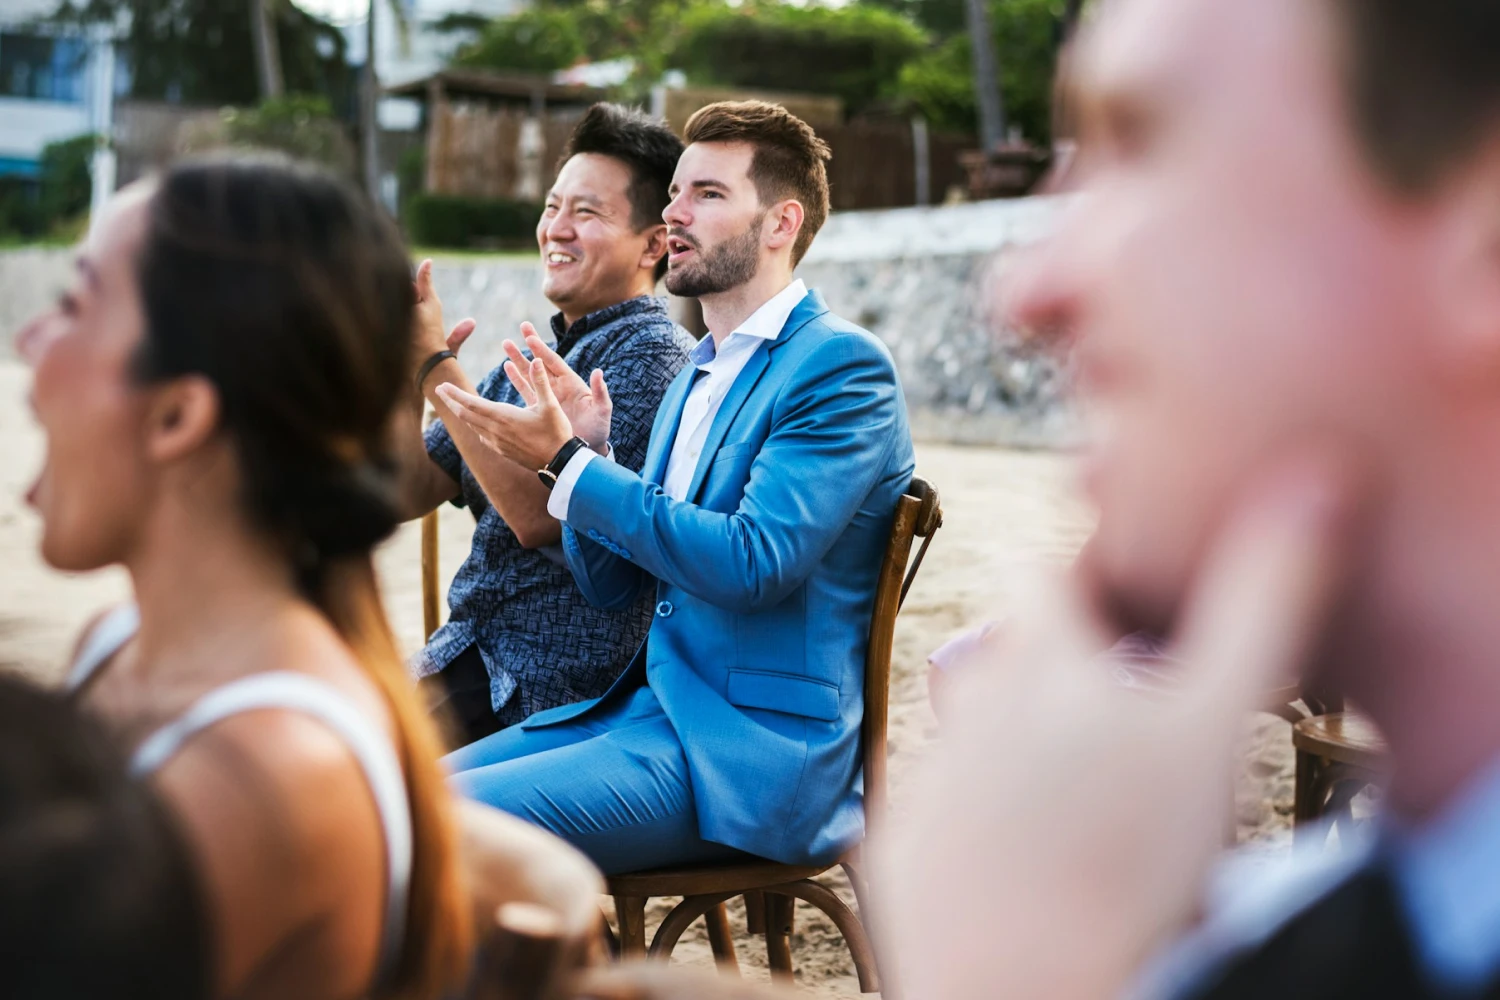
[{"left": 655, "top": 601, "right": 674, "bottom": 618}]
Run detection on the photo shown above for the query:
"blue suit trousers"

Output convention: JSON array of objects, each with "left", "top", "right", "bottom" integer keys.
[{"left": 443, "top": 684, "right": 747, "bottom": 874}]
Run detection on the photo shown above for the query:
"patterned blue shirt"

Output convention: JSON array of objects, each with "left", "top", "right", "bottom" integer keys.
[{"left": 416, "top": 296, "right": 695, "bottom": 722}]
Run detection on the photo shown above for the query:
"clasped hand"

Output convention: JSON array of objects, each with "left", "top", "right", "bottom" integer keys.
[{"left": 433, "top": 324, "right": 613, "bottom": 472}]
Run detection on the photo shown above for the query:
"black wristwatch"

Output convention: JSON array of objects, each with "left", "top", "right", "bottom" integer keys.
[{"left": 538, "top": 437, "right": 589, "bottom": 490}]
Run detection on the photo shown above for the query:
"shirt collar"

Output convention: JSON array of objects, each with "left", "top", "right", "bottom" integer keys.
[
  {"left": 689, "top": 279, "right": 808, "bottom": 369},
  {"left": 549, "top": 295, "right": 668, "bottom": 356}
]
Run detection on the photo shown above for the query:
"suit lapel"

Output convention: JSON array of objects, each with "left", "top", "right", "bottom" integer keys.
[
  {"left": 680, "top": 290, "right": 830, "bottom": 503},
  {"left": 643, "top": 366, "right": 696, "bottom": 486},
  {"left": 683, "top": 343, "right": 771, "bottom": 502}
]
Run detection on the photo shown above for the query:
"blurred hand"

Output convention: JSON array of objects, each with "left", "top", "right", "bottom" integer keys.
[
  {"left": 500, "top": 325, "right": 613, "bottom": 453},
  {"left": 412, "top": 258, "right": 476, "bottom": 366},
  {"left": 435, "top": 358, "right": 575, "bottom": 471},
  {"left": 875, "top": 459, "right": 1353, "bottom": 1000}
]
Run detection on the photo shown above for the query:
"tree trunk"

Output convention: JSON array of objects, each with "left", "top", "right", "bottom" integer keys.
[
  {"left": 249, "top": 0, "right": 284, "bottom": 99},
  {"left": 965, "top": 0, "right": 1006, "bottom": 149},
  {"left": 361, "top": 0, "right": 382, "bottom": 204}
]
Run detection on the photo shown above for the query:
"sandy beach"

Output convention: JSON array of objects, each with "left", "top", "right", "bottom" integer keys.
[{"left": 0, "top": 356, "right": 1296, "bottom": 995}]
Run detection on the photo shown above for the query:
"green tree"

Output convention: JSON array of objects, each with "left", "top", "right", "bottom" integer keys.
[
  {"left": 452, "top": 7, "right": 587, "bottom": 74},
  {"left": 893, "top": 0, "right": 1065, "bottom": 141},
  {"left": 177, "top": 95, "right": 356, "bottom": 176},
  {"left": 450, "top": 1, "right": 712, "bottom": 88},
  {"left": 49, "top": 0, "right": 352, "bottom": 109},
  {"left": 668, "top": 2, "right": 927, "bottom": 116},
  {"left": 860, "top": 0, "right": 969, "bottom": 38}
]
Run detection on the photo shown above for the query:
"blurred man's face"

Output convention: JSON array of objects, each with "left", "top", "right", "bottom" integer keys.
[{"left": 1013, "top": 0, "right": 1442, "bottom": 632}]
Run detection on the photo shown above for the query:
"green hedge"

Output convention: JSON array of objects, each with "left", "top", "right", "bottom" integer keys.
[
  {"left": 0, "top": 133, "right": 97, "bottom": 241},
  {"left": 404, "top": 194, "right": 542, "bottom": 249}
]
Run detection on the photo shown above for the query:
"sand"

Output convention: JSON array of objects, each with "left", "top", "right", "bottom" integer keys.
[{"left": 0, "top": 357, "right": 1295, "bottom": 995}]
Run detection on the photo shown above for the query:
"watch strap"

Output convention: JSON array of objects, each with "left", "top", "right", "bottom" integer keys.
[{"left": 538, "top": 436, "right": 589, "bottom": 490}]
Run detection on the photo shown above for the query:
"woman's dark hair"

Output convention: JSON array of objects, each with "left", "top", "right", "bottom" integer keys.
[
  {"left": 559, "top": 103, "right": 684, "bottom": 281},
  {"left": 132, "top": 155, "right": 471, "bottom": 999},
  {"left": 0, "top": 674, "right": 208, "bottom": 1000},
  {"left": 134, "top": 155, "right": 410, "bottom": 581}
]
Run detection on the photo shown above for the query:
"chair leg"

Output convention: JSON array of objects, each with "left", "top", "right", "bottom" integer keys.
[
  {"left": 704, "top": 901, "right": 740, "bottom": 974},
  {"left": 842, "top": 859, "right": 895, "bottom": 996},
  {"left": 1292, "top": 749, "right": 1324, "bottom": 848},
  {"left": 773, "top": 880, "right": 882, "bottom": 994},
  {"left": 765, "top": 892, "right": 795, "bottom": 983},
  {"left": 614, "top": 895, "right": 648, "bottom": 958},
  {"left": 744, "top": 890, "right": 767, "bottom": 935}
]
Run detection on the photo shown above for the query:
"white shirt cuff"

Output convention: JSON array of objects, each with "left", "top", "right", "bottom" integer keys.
[{"left": 546, "top": 447, "right": 600, "bottom": 521}]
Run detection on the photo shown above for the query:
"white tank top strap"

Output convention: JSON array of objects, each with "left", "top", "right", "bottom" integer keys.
[
  {"left": 129, "top": 670, "right": 413, "bottom": 978},
  {"left": 65, "top": 603, "right": 141, "bottom": 692}
]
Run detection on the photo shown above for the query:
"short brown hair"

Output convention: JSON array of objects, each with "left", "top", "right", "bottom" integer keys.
[
  {"left": 683, "top": 101, "right": 832, "bottom": 265},
  {"left": 1330, "top": 0, "right": 1500, "bottom": 192}
]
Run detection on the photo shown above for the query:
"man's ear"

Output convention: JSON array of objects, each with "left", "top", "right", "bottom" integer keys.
[
  {"left": 640, "top": 224, "right": 669, "bottom": 273},
  {"left": 145, "top": 375, "right": 220, "bottom": 464},
  {"left": 1430, "top": 139, "right": 1500, "bottom": 393},
  {"left": 764, "top": 199, "right": 805, "bottom": 256}
]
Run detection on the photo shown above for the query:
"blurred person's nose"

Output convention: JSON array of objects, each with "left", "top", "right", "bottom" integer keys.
[
  {"left": 1005, "top": 235, "right": 1080, "bottom": 350},
  {"left": 15, "top": 314, "right": 55, "bottom": 368},
  {"left": 1003, "top": 195, "right": 1101, "bottom": 353}
]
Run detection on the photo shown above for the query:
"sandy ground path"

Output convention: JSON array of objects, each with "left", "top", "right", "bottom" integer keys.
[{"left": 0, "top": 357, "right": 1295, "bottom": 995}]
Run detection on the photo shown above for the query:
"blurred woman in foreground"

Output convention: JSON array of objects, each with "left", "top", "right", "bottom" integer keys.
[{"left": 16, "top": 157, "right": 471, "bottom": 1000}]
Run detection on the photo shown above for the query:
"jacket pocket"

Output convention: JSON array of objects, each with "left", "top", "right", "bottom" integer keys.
[{"left": 726, "top": 669, "right": 840, "bottom": 721}]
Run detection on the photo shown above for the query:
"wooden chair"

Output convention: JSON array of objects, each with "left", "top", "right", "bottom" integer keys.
[
  {"left": 1291, "top": 712, "right": 1388, "bottom": 849},
  {"left": 420, "top": 479, "right": 944, "bottom": 991},
  {"left": 600, "top": 477, "right": 943, "bottom": 993}
]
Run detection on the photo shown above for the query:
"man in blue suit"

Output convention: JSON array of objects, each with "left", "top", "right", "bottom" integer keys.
[{"left": 435, "top": 101, "right": 915, "bottom": 874}]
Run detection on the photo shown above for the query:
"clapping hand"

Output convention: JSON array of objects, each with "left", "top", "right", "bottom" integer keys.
[
  {"left": 500, "top": 325, "right": 614, "bottom": 454},
  {"left": 412, "top": 258, "right": 476, "bottom": 364},
  {"left": 434, "top": 352, "right": 575, "bottom": 471}
]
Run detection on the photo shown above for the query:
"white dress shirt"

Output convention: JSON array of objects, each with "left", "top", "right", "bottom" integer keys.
[{"left": 547, "top": 279, "right": 807, "bottom": 519}]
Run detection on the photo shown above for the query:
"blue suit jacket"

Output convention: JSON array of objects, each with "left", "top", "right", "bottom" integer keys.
[{"left": 523, "top": 289, "right": 915, "bottom": 866}]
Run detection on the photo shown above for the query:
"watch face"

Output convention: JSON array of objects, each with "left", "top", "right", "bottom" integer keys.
[{"left": 538, "top": 469, "right": 558, "bottom": 490}]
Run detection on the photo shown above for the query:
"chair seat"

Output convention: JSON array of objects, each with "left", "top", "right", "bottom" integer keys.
[
  {"left": 606, "top": 858, "right": 833, "bottom": 898},
  {"left": 1292, "top": 712, "right": 1387, "bottom": 772}
]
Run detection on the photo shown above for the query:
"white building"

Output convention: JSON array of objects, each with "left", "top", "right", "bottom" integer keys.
[{"left": 0, "top": 0, "right": 119, "bottom": 182}]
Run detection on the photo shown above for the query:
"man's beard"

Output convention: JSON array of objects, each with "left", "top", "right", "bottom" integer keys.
[{"left": 665, "top": 213, "right": 764, "bottom": 298}]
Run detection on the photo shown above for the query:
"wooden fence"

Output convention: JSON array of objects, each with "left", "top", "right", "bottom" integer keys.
[{"left": 424, "top": 102, "right": 585, "bottom": 201}]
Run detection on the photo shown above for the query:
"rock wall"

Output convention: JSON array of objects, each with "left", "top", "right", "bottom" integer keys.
[{"left": 0, "top": 197, "right": 1074, "bottom": 447}]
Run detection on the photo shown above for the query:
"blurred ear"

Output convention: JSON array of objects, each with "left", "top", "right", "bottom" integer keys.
[
  {"left": 1430, "top": 139, "right": 1500, "bottom": 392},
  {"left": 638, "top": 223, "right": 669, "bottom": 273},
  {"left": 764, "top": 199, "right": 805, "bottom": 256},
  {"left": 144, "top": 375, "right": 220, "bottom": 464}
]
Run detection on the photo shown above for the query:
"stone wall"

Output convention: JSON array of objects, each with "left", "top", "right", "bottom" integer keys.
[{"left": 0, "top": 197, "right": 1074, "bottom": 447}]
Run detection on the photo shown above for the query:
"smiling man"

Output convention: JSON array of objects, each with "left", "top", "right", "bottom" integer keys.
[
  {"left": 433, "top": 101, "right": 915, "bottom": 875},
  {"left": 397, "top": 104, "right": 693, "bottom": 747}
]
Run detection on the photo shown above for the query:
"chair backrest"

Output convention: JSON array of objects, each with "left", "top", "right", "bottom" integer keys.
[
  {"left": 422, "top": 509, "right": 441, "bottom": 641},
  {"left": 860, "top": 476, "right": 943, "bottom": 830}
]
